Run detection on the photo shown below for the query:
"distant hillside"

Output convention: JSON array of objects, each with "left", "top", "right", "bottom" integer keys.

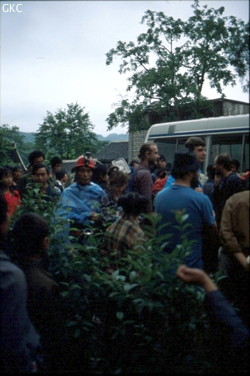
[
  {"left": 20, "top": 132, "right": 36, "bottom": 143},
  {"left": 96, "top": 133, "right": 128, "bottom": 141},
  {"left": 20, "top": 132, "right": 128, "bottom": 143}
]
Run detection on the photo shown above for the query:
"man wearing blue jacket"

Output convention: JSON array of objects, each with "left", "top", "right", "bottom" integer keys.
[{"left": 54, "top": 154, "right": 107, "bottom": 241}]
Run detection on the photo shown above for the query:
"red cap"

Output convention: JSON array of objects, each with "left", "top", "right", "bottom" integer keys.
[{"left": 73, "top": 155, "right": 95, "bottom": 171}]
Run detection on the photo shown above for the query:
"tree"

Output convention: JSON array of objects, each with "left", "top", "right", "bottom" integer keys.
[
  {"left": 106, "top": 0, "right": 249, "bottom": 131},
  {"left": 0, "top": 124, "right": 25, "bottom": 166},
  {"left": 35, "top": 103, "right": 103, "bottom": 159}
]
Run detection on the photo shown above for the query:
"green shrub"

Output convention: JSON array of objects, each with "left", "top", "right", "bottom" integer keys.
[
  {"left": 11, "top": 189, "right": 215, "bottom": 373},
  {"left": 48, "top": 211, "right": 213, "bottom": 374},
  {"left": 10, "top": 186, "right": 57, "bottom": 229}
]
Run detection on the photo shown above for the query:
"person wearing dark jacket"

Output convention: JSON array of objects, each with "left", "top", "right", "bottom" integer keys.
[
  {"left": 213, "top": 154, "right": 244, "bottom": 227},
  {"left": 11, "top": 212, "right": 71, "bottom": 372},
  {"left": 0, "top": 194, "right": 42, "bottom": 373}
]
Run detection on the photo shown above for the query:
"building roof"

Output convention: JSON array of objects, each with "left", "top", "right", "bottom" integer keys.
[
  {"left": 95, "top": 141, "right": 128, "bottom": 162},
  {"left": 62, "top": 159, "right": 77, "bottom": 173},
  {"left": 62, "top": 142, "right": 129, "bottom": 171},
  {"left": 207, "top": 98, "right": 249, "bottom": 105}
]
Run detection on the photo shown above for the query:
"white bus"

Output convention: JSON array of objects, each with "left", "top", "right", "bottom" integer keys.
[{"left": 145, "top": 114, "right": 249, "bottom": 173}]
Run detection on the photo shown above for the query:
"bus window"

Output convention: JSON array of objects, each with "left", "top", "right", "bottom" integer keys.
[
  {"left": 176, "top": 138, "right": 186, "bottom": 151},
  {"left": 209, "top": 134, "right": 244, "bottom": 170},
  {"left": 153, "top": 139, "right": 177, "bottom": 165}
]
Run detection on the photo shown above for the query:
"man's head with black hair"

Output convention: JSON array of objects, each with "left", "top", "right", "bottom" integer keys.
[
  {"left": 0, "top": 166, "right": 13, "bottom": 191},
  {"left": 12, "top": 212, "right": 49, "bottom": 258},
  {"left": 171, "top": 150, "right": 200, "bottom": 180},
  {"left": 118, "top": 192, "right": 149, "bottom": 217},
  {"left": 28, "top": 151, "right": 45, "bottom": 166},
  {"left": 156, "top": 154, "right": 167, "bottom": 170},
  {"left": 214, "top": 153, "right": 232, "bottom": 173},
  {"left": 31, "top": 163, "right": 50, "bottom": 187},
  {"left": 185, "top": 137, "right": 206, "bottom": 164},
  {"left": 50, "top": 156, "right": 62, "bottom": 173},
  {"left": 31, "top": 163, "right": 50, "bottom": 176},
  {"left": 55, "top": 169, "right": 68, "bottom": 182},
  {"left": 231, "top": 159, "right": 240, "bottom": 173}
]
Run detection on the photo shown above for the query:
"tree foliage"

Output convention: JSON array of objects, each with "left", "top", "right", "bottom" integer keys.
[
  {"left": 106, "top": 0, "right": 249, "bottom": 131},
  {"left": 0, "top": 124, "right": 25, "bottom": 166},
  {"left": 35, "top": 103, "right": 103, "bottom": 159}
]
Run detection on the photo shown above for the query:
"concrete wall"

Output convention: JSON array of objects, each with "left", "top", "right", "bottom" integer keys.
[{"left": 128, "top": 130, "right": 147, "bottom": 162}]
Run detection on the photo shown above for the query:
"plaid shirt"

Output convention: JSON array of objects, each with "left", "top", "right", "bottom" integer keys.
[{"left": 105, "top": 216, "right": 146, "bottom": 257}]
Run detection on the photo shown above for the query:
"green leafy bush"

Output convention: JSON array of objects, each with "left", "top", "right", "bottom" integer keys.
[
  {"left": 48, "top": 211, "right": 213, "bottom": 374},
  {"left": 10, "top": 185, "right": 57, "bottom": 229},
  {"left": 11, "top": 189, "right": 216, "bottom": 373}
]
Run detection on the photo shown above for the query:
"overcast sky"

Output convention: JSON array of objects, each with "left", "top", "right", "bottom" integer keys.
[{"left": 1, "top": 0, "right": 249, "bottom": 136}]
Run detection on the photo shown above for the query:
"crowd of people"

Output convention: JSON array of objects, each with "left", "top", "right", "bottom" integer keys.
[{"left": 0, "top": 139, "right": 249, "bottom": 373}]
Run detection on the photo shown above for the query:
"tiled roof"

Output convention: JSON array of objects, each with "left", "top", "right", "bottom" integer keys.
[
  {"left": 62, "top": 159, "right": 77, "bottom": 173},
  {"left": 96, "top": 141, "right": 128, "bottom": 162}
]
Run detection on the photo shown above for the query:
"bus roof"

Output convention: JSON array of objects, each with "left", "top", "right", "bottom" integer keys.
[{"left": 146, "top": 114, "right": 249, "bottom": 140}]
